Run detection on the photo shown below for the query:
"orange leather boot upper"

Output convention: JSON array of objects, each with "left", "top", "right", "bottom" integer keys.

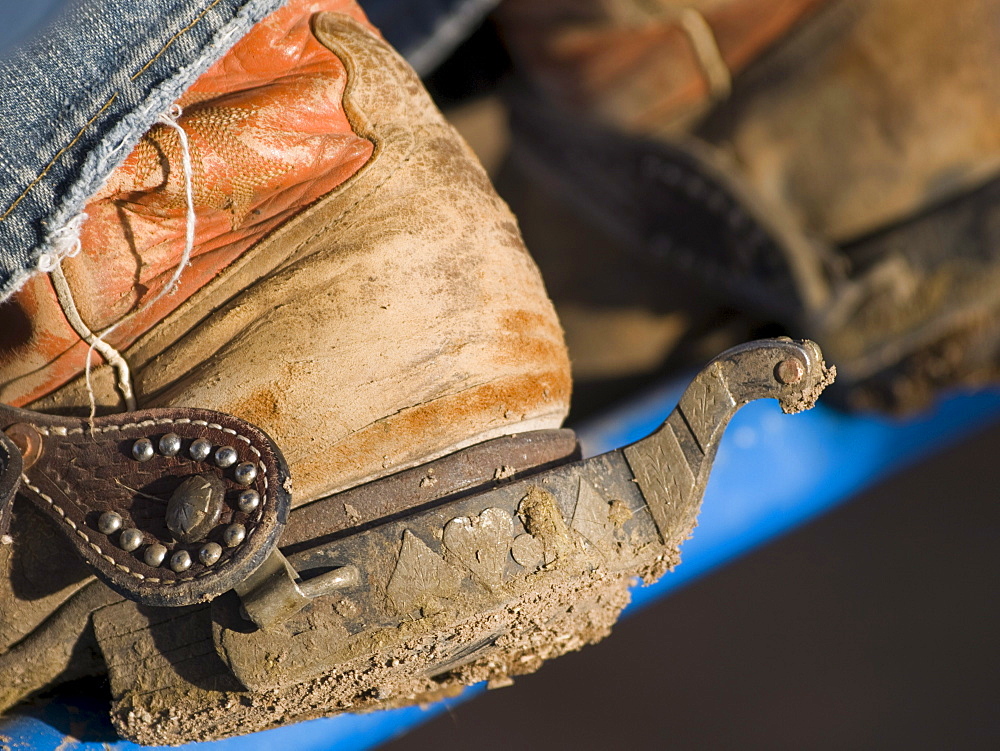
[{"left": 0, "top": 0, "right": 376, "bottom": 406}]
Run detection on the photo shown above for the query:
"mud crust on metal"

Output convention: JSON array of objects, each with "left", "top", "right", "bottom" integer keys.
[{"left": 90, "top": 338, "right": 832, "bottom": 745}]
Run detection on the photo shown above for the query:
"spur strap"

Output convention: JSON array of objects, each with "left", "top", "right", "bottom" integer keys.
[{"left": 0, "top": 405, "right": 291, "bottom": 607}]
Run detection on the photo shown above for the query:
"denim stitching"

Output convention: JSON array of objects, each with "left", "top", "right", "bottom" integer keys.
[
  {"left": 0, "top": 0, "right": 228, "bottom": 224},
  {"left": 0, "top": 94, "right": 119, "bottom": 222}
]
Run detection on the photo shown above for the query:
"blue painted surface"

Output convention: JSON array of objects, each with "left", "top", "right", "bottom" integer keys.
[
  {"left": 0, "top": 689, "right": 473, "bottom": 751},
  {"left": 577, "top": 385, "right": 1000, "bottom": 611},
  {"left": 5, "top": 385, "right": 1000, "bottom": 750}
]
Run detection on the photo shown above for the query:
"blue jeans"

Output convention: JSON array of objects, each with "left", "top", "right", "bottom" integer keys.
[{"left": 0, "top": 0, "right": 497, "bottom": 303}]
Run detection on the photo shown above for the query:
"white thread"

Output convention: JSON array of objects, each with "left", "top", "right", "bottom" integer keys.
[
  {"left": 50, "top": 212, "right": 88, "bottom": 258},
  {"left": 0, "top": 535, "right": 12, "bottom": 546},
  {"left": 50, "top": 262, "right": 137, "bottom": 420},
  {"left": 109, "top": 133, "right": 133, "bottom": 155},
  {"left": 47, "top": 105, "right": 197, "bottom": 420},
  {"left": 37, "top": 212, "right": 88, "bottom": 273},
  {"left": 155, "top": 104, "right": 196, "bottom": 296},
  {"left": 632, "top": 2, "right": 732, "bottom": 101}
]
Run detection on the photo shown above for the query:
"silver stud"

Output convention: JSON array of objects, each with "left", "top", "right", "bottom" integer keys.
[
  {"left": 131, "top": 438, "right": 154, "bottom": 462},
  {"left": 214, "top": 446, "right": 238, "bottom": 468},
  {"left": 189, "top": 438, "right": 212, "bottom": 462},
  {"left": 170, "top": 549, "right": 192, "bottom": 572},
  {"left": 144, "top": 543, "right": 167, "bottom": 567},
  {"left": 166, "top": 474, "right": 225, "bottom": 544},
  {"left": 234, "top": 462, "right": 257, "bottom": 486},
  {"left": 237, "top": 488, "right": 260, "bottom": 513},
  {"left": 159, "top": 433, "right": 182, "bottom": 457},
  {"left": 199, "top": 542, "right": 223, "bottom": 566},
  {"left": 119, "top": 528, "right": 143, "bottom": 552},
  {"left": 97, "top": 511, "right": 122, "bottom": 535},
  {"left": 223, "top": 523, "right": 246, "bottom": 547}
]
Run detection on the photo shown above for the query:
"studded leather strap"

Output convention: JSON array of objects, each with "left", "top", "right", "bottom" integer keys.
[{"left": 0, "top": 404, "right": 291, "bottom": 607}]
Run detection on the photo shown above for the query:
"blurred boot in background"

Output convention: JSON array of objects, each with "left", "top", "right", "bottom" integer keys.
[{"left": 495, "top": 0, "right": 1000, "bottom": 412}]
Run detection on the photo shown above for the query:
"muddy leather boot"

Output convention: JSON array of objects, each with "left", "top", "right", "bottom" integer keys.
[
  {"left": 0, "top": 0, "right": 568, "bottom": 736},
  {"left": 0, "top": 2, "right": 836, "bottom": 745},
  {"left": 497, "top": 0, "right": 1000, "bottom": 411},
  {"left": 0, "top": 331, "right": 833, "bottom": 746}
]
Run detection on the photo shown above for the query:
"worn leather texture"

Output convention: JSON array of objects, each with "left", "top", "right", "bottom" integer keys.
[
  {"left": 0, "top": 405, "right": 291, "bottom": 607},
  {"left": 2, "top": 6, "right": 571, "bottom": 506},
  {"left": 0, "top": 430, "right": 21, "bottom": 539},
  {"left": 698, "top": 0, "right": 1000, "bottom": 242}
]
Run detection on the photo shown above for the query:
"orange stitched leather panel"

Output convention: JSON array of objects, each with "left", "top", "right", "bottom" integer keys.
[{"left": 0, "top": 0, "right": 376, "bottom": 406}]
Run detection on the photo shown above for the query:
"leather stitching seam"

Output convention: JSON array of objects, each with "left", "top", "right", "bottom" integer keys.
[{"left": 22, "top": 417, "right": 267, "bottom": 585}]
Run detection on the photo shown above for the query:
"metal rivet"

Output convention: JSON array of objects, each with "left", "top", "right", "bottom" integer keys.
[
  {"left": 144, "top": 543, "right": 167, "bottom": 567},
  {"left": 4, "top": 423, "right": 43, "bottom": 470},
  {"left": 214, "top": 446, "right": 238, "bottom": 468},
  {"left": 237, "top": 488, "right": 260, "bottom": 513},
  {"left": 234, "top": 462, "right": 257, "bottom": 486},
  {"left": 223, "top": 523, "right": 246, "bottom": 547},
  {"left": 166, "top": 474, "right": 225, "bottom": 544},
  {"left": 97, "top": 511, "right": 122, "bottom": 535},
  {"left": 132, "top": 438, "right": 154, "bottom": 462},
  {"left": 119, "top": 528, "right": 143, "bottom": 552},
  {"left": 170, "top": 549, "right": 192, "bottom": 572},
  {"left": 775, "top": 358, "right": 804, "bottom": 385},
  {"left": 199, "top": 542, "right": 223, "bottom": 566},
  {"left": 159, "top": 433, "right": 182, "bottom": 457},
  {"left": 189, "top": 438, "right": 212, "bottom": 462}
]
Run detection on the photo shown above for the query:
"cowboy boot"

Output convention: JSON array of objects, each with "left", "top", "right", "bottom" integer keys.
[
  {"left": 0, "top": 3, "right": 838, "bottom": 744},
  {"left": 0, "top": 0, "right": 568, "bottom": 726},
  {"left": 0, "top": 3, "right": 842, "bottom": 747},
  {"left": 496, "top": 0, "right": 1000, "bottom": 411}
]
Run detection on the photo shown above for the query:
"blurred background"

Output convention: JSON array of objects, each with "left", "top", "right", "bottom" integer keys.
[{"left": 380, "top": 7, "right": 1000, "bottom": 748}]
